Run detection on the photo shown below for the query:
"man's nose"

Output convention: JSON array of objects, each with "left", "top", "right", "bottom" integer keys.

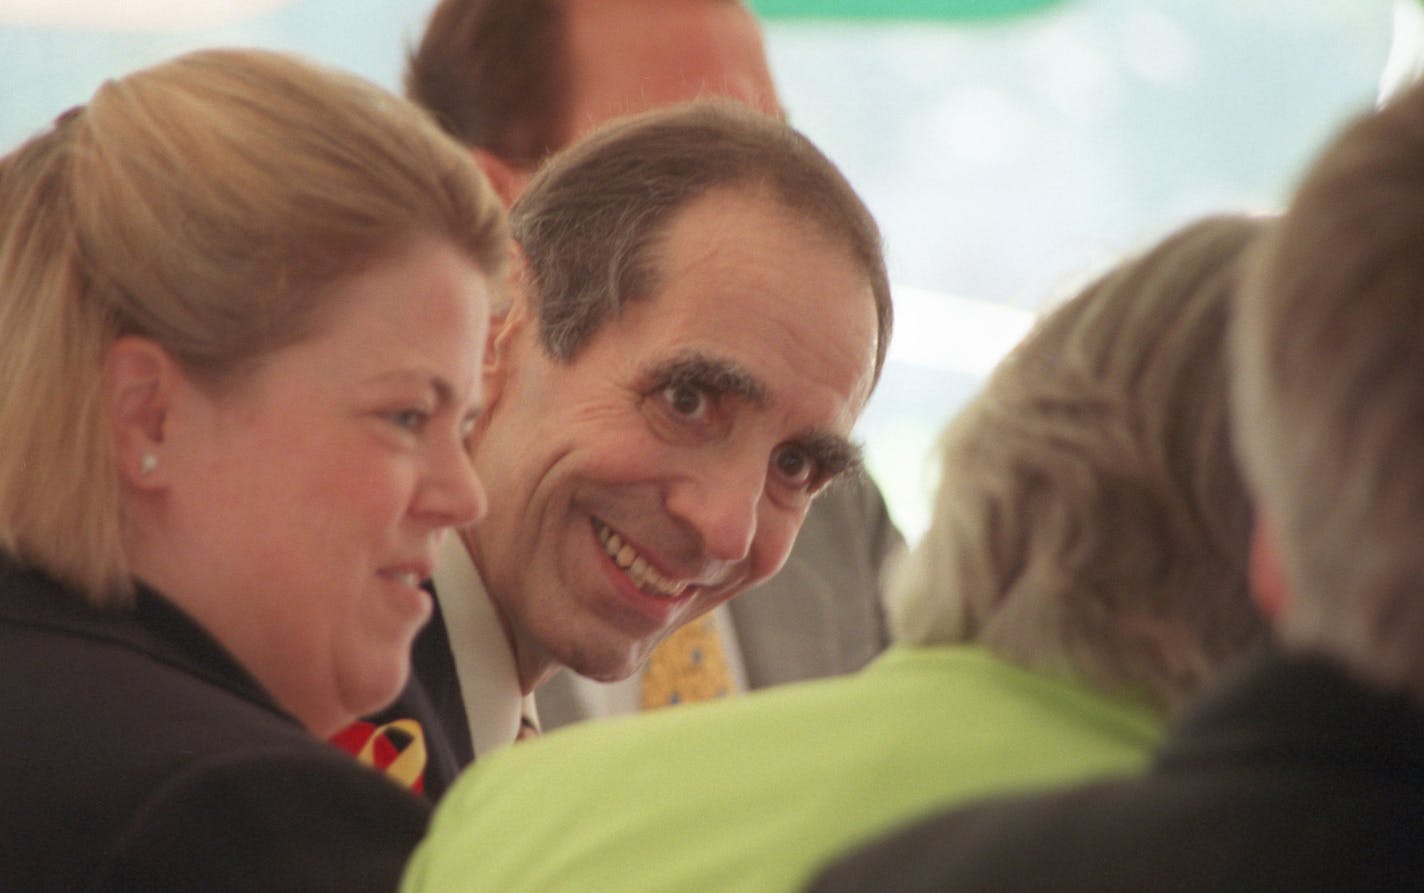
[{"left": 664, "top": 456, "right": 764, "bottom": 564}]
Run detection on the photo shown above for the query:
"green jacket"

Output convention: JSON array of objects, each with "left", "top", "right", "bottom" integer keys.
[{"left": 403, "top": 644, "right": 1161, "bottom": 893}]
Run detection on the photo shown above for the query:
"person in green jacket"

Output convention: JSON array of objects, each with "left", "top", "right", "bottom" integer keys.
[{"left": 400, "top": 214, "right": 1271, "bottom": 893}]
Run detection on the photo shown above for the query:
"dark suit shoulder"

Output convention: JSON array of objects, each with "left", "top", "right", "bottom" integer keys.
[
  {"left": 93, "top": 746, "right": 429, "bottom": 892},
  {"left": 0, "top": 563, "right": 428, "bottom": 891},
  {"left": 810, "top": 762, "right": 1424, "bottom": 892},
  {"left": 809, "top": 655, "right": 1424, "bottom": 893}
]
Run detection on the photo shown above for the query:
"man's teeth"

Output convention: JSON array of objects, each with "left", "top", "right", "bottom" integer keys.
[
  {"left": 597, "top": 523, "right": 689, "bottom": 598},
  {"left": 391, "top": 571, "right": 420, "bottom": 587}
]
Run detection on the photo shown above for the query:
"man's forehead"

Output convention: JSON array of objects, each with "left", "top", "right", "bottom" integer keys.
[{"left": 630, "top": 187, "right": 877, "bottom": 394}]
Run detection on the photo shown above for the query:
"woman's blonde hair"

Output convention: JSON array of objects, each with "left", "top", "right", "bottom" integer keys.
[
  {"left": 890, "top": 216, "right": 1269, "bottom": 711},
  {"left": 0, "top": 48, "right": 507, "bottom": 607}
]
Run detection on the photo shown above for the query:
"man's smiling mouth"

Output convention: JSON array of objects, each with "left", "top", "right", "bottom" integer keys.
[{"left": 595, "top": 521, "right": 690, "bottom": 599}]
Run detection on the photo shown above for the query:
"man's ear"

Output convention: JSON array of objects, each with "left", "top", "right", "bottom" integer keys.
[
  {"left": 472, "top": 148, "right": 531, "bottom": 209},
  {"left": 482, "top": 245, "right": 534, "bottom": 413},
  {"left": 105, "top": 336, "right": 177, "bottom": 489},
  {"left": 1249, "top": 517, "right": 1289, "bottom": 621}
]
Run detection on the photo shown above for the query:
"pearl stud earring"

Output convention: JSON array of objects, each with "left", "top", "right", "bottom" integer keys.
[{"left": 139, "top": 453, "right": 157, "bottom": 476}]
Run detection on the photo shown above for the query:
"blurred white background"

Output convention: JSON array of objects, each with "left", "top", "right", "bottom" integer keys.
[{"left": 0, "top": 0, "right": 1397, "bottom": 541}]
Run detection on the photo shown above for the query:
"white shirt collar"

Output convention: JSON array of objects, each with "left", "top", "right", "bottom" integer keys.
[{"left": 431, "top": 532, "right": 539, "bottom": 756}]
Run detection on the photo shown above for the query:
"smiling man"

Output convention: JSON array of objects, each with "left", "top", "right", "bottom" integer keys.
[
  {"left": 358, "top": 100, "right": 891, "bottom": 797},
  {"left": 399, "top": 0, "right": 903, "bottom": 748},
  {"left": 473, "top": 175, "right": 881, "bottom": 686},
  {"left": 474, "top": 97, "right": 889, "bottom": 696}
]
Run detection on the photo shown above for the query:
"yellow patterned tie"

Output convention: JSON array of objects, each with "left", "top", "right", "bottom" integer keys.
[{"left": 639, "top": 613, "right": 734, "bottom": 709}]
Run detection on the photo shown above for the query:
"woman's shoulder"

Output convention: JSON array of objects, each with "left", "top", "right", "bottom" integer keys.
[{"left": 0, "top": 559, "right": 429, "bottom": 891}]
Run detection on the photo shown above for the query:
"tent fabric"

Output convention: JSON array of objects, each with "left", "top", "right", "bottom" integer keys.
[{"left": 748, "top": 0, "right": 1071, "bottom": 21}]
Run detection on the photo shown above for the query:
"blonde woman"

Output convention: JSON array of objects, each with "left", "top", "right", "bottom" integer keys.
[{"left": 0, "top": 49, "right": 505, "bottom": 890}]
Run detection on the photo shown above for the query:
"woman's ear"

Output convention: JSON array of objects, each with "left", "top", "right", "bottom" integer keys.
[
  {"left": 1249, "top": 517, "right": 1289, "bottom": 621},
  {"left": 105, "top": 336, "right": 176, "bottom": 489}
]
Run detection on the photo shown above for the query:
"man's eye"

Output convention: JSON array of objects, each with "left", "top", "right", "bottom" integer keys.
[
  {"left": 663, "top": 383, "right": 708, "bottom": 419},
  {"left": 771, "top": 444, "right": 816, "bottom": 488}
]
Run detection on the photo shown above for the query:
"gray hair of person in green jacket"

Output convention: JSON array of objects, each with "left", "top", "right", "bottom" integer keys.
[{"left": 890, "top": 215, "right": 1271, "bottom": 712}]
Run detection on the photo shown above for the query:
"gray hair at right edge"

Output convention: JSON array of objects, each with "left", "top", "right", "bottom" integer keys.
[
  {"left": 891, "top": 216, "right": 1270, "bottom": 712},
  {"left": 1233, "top": 78, "right": 1424, "bottom": 704},
  {"left": 508, "top": 100, "right": 893, "bottom": 386}
]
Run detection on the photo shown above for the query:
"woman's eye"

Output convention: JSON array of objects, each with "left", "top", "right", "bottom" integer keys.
[
  {"left": 771, "top": 444, "right": 817, "bottom": 488},
  {"left": 663, "top": 383, "right": 708, "bottom": 419},
  {"left": 389, "top": 409, "right": 428, "bottom": 432}
]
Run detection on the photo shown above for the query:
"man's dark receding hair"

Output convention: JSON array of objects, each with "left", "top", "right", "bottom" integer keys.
[{"left": 508, "top": 100, "right": 894, "bottom": 385}]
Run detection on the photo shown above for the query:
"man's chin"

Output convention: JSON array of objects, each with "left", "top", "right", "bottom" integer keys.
[{"left": 561, "top": 645, "right": 648, "bottom": 684}]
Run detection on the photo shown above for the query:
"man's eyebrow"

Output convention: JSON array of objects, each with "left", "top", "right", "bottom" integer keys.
[
  {"left": 644, "top": 352, "right": 863, "bottom": 475},
  {"left": 644, "top": 352, "right": 768, "bottom": 406},
  {"left": 794, "top": 430, "right": 864, "bottom": 480}
]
